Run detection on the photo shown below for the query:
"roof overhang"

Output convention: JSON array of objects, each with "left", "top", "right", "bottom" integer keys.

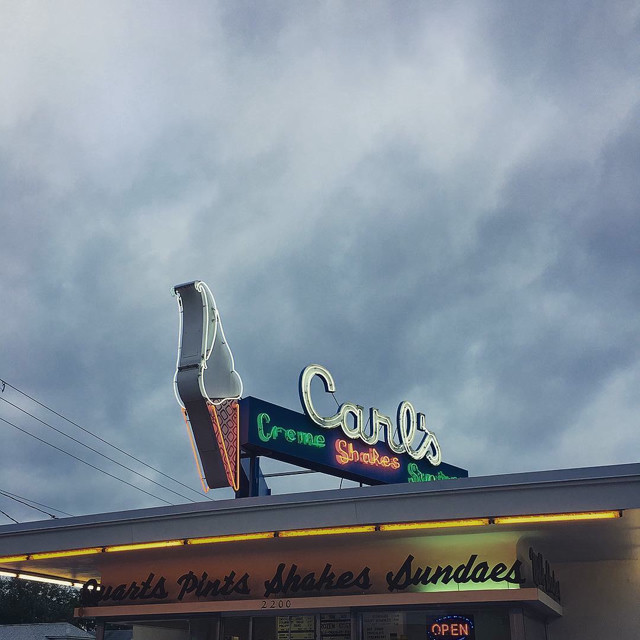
[{"left": 0, "top": 463, "right": 638, "bottom": 590}]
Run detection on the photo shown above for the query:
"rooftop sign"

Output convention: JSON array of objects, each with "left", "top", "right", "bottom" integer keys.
[
  {"left": 300, "top": 364, "right": 442, "bottom": 464},
  {"left": 240, "top": 397, "right": 466, "bottom": 485},
  {"left": 173, "top": 281, "right": 467, "bottom": 494},
  {"left": 173, "top": 281, "right": 243, "bottom": 491}
]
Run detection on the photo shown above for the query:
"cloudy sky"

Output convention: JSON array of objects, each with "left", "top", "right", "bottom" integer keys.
[{"left": 1, "top": 1, "right": 639, "bottom": 522}]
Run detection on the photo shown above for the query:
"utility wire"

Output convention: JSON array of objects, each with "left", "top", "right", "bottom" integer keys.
[
  {"left": 0, "top": 509, "right": 19, "bottom": 524},
  {"left": 262, "top": 470, "right": 317, "bottom": 478},
  {"left": 0, "top": 491, "right": 57, "bottom": 519},
  {"left": 0, "top": 396, "right": 195, "bottom": 503},
  {"left": 0, "top": 379, "right": 212, "bottom": 501},
  {"left": 0, "top": 415, "right": 173, "bottom": 506},
  {"left": 0, "top": 489, "right": 73, "bottom": 518}
]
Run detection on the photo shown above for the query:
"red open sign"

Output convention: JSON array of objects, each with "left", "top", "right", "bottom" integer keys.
[{"left": 427, "top": 615, "right": 475, "bottom": 640}]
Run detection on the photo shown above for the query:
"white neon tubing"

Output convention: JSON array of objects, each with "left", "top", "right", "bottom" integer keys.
[
  {"left": 196, "top": 281, "right": 243, "bottom": 406},
  {"left": 173, "top": 290, "right": 186, "bottom": 410}
]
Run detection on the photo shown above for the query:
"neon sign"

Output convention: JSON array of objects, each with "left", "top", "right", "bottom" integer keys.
[
  {"left": 172, "top": 281, "right": 467, "bottom": 492},
  {"left": 386, "top": 554, "right": 524, "bottom": 591},
  {"left": 529, "top": 547, "right": 561, "bottom": 602},
  {"left": 81, "top": 553, "right": 518, "bottom": 608},
  {"left": 173, "top": 281, "right": 243, "bottom": 491},
  {"left": 335, "top": 439, "right": 400, "bottom": 470},
  {"left": 427, "top": 616, "right": 475, "bottom": 640},
  {"left": 240, "top": 397, "right": 467, "bottom": 486},
  {"left": 299, "top": 364, "right": 441, "bottom": 464},
  {"left": 407, "top": 463, "right": 454, "bottom": 482},
  {"left": 257, "top": 412, "right": 326, "bottom": 449}
]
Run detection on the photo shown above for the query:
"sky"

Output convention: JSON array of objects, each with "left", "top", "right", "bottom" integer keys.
[{"left": 0, "top": 1, "right": 639, "bottom": 523}]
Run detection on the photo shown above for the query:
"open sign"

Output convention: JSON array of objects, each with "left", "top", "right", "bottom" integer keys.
[{"left": 427, "top": 615, "right": 475, "bottom": 640}]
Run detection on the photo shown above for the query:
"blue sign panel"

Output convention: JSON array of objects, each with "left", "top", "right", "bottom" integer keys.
[{"left": 239, "top": 397, "right": 467, "bottom": 486}]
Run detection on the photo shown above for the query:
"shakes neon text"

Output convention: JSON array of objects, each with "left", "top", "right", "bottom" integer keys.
[
  {"left": 335, "top": 439, "right": 400, "bottom": 470},
  {"left": 300, "top": 364, "right": 441, "bottom": 464}
]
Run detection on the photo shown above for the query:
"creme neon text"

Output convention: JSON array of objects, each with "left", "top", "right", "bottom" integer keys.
[{"left": 257, "top": 412, "right": 326, "bottom": 448}]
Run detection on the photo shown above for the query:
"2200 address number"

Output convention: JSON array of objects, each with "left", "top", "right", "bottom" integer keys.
[{"left": 261, "top": 599, "right": 292, "bottom": 609}]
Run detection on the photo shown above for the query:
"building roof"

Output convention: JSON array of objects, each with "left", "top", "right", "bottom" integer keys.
[
  {"left": 0, "top": 623, "right": 93, "bottom": 640},
  {"left": 0, "top": 462, "right": 638, "bottom": 583}
]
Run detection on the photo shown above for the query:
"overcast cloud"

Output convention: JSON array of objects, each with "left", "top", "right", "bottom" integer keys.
[{"left": 1, "top": 1, "right": 639, "bottom": 522}]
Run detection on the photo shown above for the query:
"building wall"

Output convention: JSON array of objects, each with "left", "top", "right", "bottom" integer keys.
[
  {"left": 548, "top": 558, "right": 640, "bottom": 638},
  {"left": 133, "top": 625, "right": 189, "bottom": 640},
  {"left": 522, "top": 613, "right": 547, "bottom": 640}
]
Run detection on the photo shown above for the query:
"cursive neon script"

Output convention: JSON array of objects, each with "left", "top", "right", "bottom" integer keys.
[
  {"left": 80, "top": 573, "right": 169, "bottom": 606},
  {"left": 386, "top": 554, "right": 524, "bottom": 591},
  {"left": 257, "top": 412, "right": 326, "bottom": 448},
  {"left": 264, "top": 562, "right": 371, "bottom": 597},
  {"left": 407, "top": 463, "right": 454, "bottom": 482},
  {"left": 177, "top": 570, "right": 250, "bottom": 600},
  {"left": 299, "top": 364, "right": 441, "bottom": 464},
  {"left": 335, "top": 439, "right": 400, "bottom": 469}
]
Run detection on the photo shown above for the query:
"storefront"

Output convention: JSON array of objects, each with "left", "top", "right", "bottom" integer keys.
[
  {"left": 2, "top": 285, "right": 638, "bottom": 637},
  {"left": 0, "top": 462, "right": 638, "bottom": 639}
]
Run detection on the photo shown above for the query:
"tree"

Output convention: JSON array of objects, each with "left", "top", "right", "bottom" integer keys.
[{"left": 0, "top": 577, "right": 80, "bottom": 624}]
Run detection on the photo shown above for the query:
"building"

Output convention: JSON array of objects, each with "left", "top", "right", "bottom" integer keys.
[
  {"left": 0, "top": 463, "right": 638, "bottom": 639},
  {"left": 0, "top": 623, "right": 93, "bottom": 640}
]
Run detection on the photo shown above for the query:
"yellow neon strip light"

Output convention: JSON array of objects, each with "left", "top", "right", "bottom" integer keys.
[
  {"left": 279, "top": 525, "right": 377, "bottom": 538},
  {"left": 187, "top": 532, "right": 275, "bottom": 545},
  {"left": 0, "top": 511, "right": 624, "bottom": 563},
  {"left": 494, "top": 511, "right": 622, "bottom": 525},
  {"left": 104, "top": 540, "right": 184, "bottom": 553},
  {"left": 379, "top": 518, "right": 490, "bottom": 531},
  {"left": 30, "top": 548, "right": 103, "bottom": 560},
  {"left": 0, "top": 555, "right": 28, "bottom": 563}
]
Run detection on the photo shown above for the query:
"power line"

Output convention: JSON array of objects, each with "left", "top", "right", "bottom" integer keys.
[
  {"left": 0, "top": 414, "right": 173, "bottom": 506},
  {"left": 0, "top": 509, "right": 19, "bottom": 524},
  {"left": 0, "top": 379, "right": 212, "bottom": 501},
  {"left": 0, "top": 490, "right": 60, "bottom": 519},
  {"left": 0, "top": 489, "right": 73, "bottom": 518},
  {"left": 0, "top": 396, "right": 196, "bottom": 503},
  {"left": 262, "top": 470, "right": 317, "bottom": 478}
]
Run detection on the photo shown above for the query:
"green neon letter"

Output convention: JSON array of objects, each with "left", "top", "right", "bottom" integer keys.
[
  {"left": 257, "top": 412, "right": 272, "bottom": 442},
  {"left": 407, "top": 462, "right": 421, "bottom": 482}
]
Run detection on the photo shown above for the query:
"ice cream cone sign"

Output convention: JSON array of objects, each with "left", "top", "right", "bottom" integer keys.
[{"left": 173, "top": 281, "right": 243, "bottom": 491}]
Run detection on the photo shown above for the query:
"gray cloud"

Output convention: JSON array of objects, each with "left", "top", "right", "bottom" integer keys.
[{"left": 1, "top": 1, "right": 639, "bottom": 521}]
